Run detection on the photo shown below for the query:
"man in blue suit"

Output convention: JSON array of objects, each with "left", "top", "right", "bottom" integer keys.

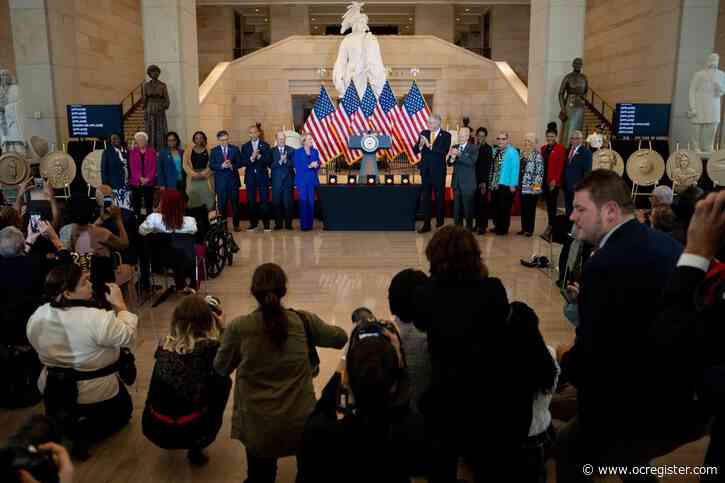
[
  {"left": 270, "top": 131, "right": 295, "bottom": 230},
  {"left": 209, "top": 130, "right": 243, "bottom": 232},
  {"left": 563, "top": 130, "right": 592, "bottom": 217},
  {"left": 557, "top": 170, "right": 687, "bottom": 482},
  {"left": 240, "top": 124, "right": 271, "bottom": 231},
  {"left": 413, "top": 113, "right": 452, "bottom": 234}
]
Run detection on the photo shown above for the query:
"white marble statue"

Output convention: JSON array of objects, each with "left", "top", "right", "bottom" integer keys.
[
  {"left": 332, "top": 2, "right": 387, "bottom": 99},
  {"left": 688, "top": 53, "right": 725, "bottom": 154},
  {"left": 0, "top": 69, "right": 26, "bottom": 154}
]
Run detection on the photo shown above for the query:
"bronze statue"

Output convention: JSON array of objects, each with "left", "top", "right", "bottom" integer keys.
[
  {"left": 558, "top": 58, "right": 588, "bottom": 147},
  {"left": 142, "top": 64, "right": 170, "bottom": 152}
]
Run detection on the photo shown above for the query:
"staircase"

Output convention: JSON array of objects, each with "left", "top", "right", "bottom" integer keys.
[
  {"left": 582, "top": 86, "right": 615, "bottom": 137},
  {"left": 121, "top": 82, "right": 145, "bottom": 144}
]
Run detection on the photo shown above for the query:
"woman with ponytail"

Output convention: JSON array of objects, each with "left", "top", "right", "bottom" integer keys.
[{"left": 214, "top": 263, "right": 348, "bottom": 483}]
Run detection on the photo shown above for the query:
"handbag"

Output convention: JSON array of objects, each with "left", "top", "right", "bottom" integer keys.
[{"left": 291, "top": 309, "right": 320, "bottom": 378}]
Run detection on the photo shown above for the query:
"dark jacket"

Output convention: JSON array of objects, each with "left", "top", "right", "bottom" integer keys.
[
  {"left": 414, "top": 276, "right": 531, "bottom": 446},
  {"left": 270, "top": 144, "right": 296, "bottom": 190},
  {"left": 413, "top": 129, "right": 451, "bottom": 182},
  {"left": 101, "top": 146, "right": 128, "bottom": 190},
  {"left": 240, "top": 140, "right": 272, "bottom": 188},
  {"left": 563, "top": 145, "right": 592, "bottom": 192},
  {"left": 209, "top": 144, "right": 243, "bottom": 190},
  {"left": 561, "top": 220, "right": 683, "bottom": 435},
  {"left": 156, "top": 148, "right": 185, "bottom": 189},
  {"left": 651, "top": 262, "right": 725, "bottom": 416},
  {"left": 142, "top": 339, "right": 231, "bottom": 450},
  {"left": 298, "top": 372, "right": 412, "bottom": 483},
  {"left": 0, "top": 255, "right": 47, "bottom": 346},
  {"left": 450, "top": 142, "right": 478, "bottom": 193},
  {"left": 476, "top": 142, "right": 494, "bottom": 185}
]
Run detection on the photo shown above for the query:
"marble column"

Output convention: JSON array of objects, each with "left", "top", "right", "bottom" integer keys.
[
  {"left": 142, "top": 0, "right": 200, "bottom": 144},
  {"left": 526, "top": 0, "right": 586, "bottom": 145},
  {"left": 669, "top": 0, "right": 719, "bottom": 150},
  {"left": 270, "top": 5, "right": 310, "bottom": 44},
  {"left": 8, "top": 0, "right": 58, "bottom": 145}
]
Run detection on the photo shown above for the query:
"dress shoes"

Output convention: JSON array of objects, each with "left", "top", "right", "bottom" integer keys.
[
  {"left": 273, "top": 225, "right": 283, "bottom": 231},
  {"left": 247, "top": 224, "right": 258, "bottom": 232}
]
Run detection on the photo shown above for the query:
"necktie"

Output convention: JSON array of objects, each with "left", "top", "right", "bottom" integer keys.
[
  {"left": 431, "top": 131, "right": 437, "bottom": 145},
  {"left": 223, "top": 146, "right": 228, "bottom": 160},
  {"left": 569, "top": 148, "right": 575, "bottom": 162}
]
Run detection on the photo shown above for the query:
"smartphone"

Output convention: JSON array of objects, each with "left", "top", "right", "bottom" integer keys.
[
  {"left": 29, "top": 213, "right": 42, "bottom": 233},
  {"left": 103, "top": 196, "right": 114, "bottom": 208}
]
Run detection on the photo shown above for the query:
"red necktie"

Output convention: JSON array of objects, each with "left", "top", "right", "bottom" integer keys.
[{"left": 568, "top": 148, "right": 575, "bottom": 162}]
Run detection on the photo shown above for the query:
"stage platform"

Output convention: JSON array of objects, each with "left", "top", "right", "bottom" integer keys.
[{"left": 318, "top": 184, "right": 422, "bottom": 231}]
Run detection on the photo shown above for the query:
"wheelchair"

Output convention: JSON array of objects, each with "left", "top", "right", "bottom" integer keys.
[{"left": 204, "top": 214, "right": 236, "bottom": 279}]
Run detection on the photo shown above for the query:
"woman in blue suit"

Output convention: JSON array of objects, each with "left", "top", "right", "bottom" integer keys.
[
  {"left": 294, "top": 134, "right": 321, "bottom": 231},
  {"left": 157, "top": 131, "right": 185, "bottom": 191}
]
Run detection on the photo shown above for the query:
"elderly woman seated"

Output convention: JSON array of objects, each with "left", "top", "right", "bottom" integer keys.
[{"left": 139, "top": 189, "right": 198, "bottom": 294}]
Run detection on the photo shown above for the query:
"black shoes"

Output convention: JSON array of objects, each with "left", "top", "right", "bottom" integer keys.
[
  {"left": 520, "top": 256, "right": 550, "bottom": 268},
  {"left": 273, "top": 225, "right": 283, "bottom": 231},
  {"left": 246, "top": 224, "right": 258, "bottom": 232}
]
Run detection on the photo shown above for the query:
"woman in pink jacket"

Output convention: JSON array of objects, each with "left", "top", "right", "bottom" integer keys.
[{"left": 129, "top": 131, "right": 158, "bottom": 218}]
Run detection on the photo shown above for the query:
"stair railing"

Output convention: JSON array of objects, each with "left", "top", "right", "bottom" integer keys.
[
  {"left": 583, "top": 86, "right": 615, "bottom": 130},
  {"left": 121, "top": 82, "right": 144, "bottom": 121}
]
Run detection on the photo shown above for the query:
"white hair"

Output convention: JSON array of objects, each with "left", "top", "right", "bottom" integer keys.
[
  {"left": 134, "top": 131, "right": 149, "bottom": 141},
  {"left": 652, "top": 185, "right": 674, "bottom": 205},
  {"left": 430, "top": 113, "right": 442, "bottom": 123},
  {"left": 0, "top": 226, "right": 25, "bottom": 257},
  {"left": 572, "top": 130, "right": 584, "bottom": 139},
  {"left": 524, "top": 132, "right": 537, "bottom": 144}
]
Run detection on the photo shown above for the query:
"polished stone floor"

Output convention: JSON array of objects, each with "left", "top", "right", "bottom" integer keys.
[{"left": 0, "top": 211, "right": 709, "bottom": 482}]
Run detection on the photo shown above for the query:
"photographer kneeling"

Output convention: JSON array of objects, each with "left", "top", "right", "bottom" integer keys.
[
  {"left": 298, "top": 319, "right": 412, "bottom": 483},
  {"left": 26, "top": 264, "right": 138, "bottom": 459}
]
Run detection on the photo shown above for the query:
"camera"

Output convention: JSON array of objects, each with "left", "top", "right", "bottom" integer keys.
[
  {"left": 0, "top": 416, "right": 60, "bottom": 483},
  {"left": 205, "top": 295, "right": 222, "bottom": 316},
  {"left": 29, "top": 213, "right": 42, "bottom": 234},
  {"left": 103, "top": 196, "right": 113, "bottom": 209}
]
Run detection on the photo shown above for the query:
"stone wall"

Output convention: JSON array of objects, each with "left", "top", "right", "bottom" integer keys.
[
  {"left": 270, "top": 5, "right": 310, "bottom": 44},
  {"left": 415, "top": 5, "right": 455, "bottom": 42},
  {"left": 199, "top": 35, "right": 527, "bottom": 150},
  {"left": 715, "top": 2, "right": 725, "bottom": 67},
  {"left": 197, "top": 5, "right": 235, "bottom": 83},
  {"left": 490, "top": 5, "right": 530, "bottom": 84},
  {"left": 583, "top": 0, "right": 681, "bottom": 105},
  {"left": 0, "top": 0, "right": 15, "bottom": 75}
]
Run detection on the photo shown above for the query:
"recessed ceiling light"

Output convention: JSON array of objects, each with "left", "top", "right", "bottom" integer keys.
[
  {"left": 465, "top": 8, "right": 470, "bottom": 12},
  {"left": 313, "top": 26, "right": 318, "bottom": 29},
  {"left": 311, "top": 17, "right": 316, "bottom": 21},
  {"left": 264, "top": 18, "right": 268, "bottom": 22},
  {"left": 408, "top": 17, "right": 413, "bottom": 21},
  {"left": 456, "top": 17, "right": 460, "bottom": 21}
]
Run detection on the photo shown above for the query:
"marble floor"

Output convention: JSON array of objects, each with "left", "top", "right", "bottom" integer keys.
[{"left": 0, "top": 210, "right": 709, "bottom": 482}]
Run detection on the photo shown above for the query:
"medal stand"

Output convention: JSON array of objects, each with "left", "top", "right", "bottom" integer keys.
[
  {"left": 631, "top": 139, "right": 658, "bottom": 202},
  {"left": 85, "top": 140, "right": 107, "bottom": 198}
]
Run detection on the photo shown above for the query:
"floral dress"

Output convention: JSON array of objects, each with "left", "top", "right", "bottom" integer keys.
[{"left": 520, "top": 150, "right": 544, "bottom": 195}]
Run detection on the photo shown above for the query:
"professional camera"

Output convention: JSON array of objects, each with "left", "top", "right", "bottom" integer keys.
[{"left": 0, "top": 416, "right": 60, "bottom": 483}]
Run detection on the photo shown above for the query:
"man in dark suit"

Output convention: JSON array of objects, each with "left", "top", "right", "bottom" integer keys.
[
  {"left": 650, "top": 190, "right": 725, "bottom": 482},
  {"left": 556, "top": 170, "right": 687, "bottom": 482},
  {"left": 240, "top": 124, "right": 272, "bottom": 231},
  {"left": 447, "top": 126, "right": 479, "bottom": 230},
  {"left": 563, "top": 130, "right": 592, "bottom": 217},
  {"left": 209, "top": 130, "right": 243, "bottom": 232},
  {"left": 270, "top": 131, "right": 295, "bottom": 230},
  {"left": 413, "top": 113, "right": 451, "bottom": 234},
  {"left": 474, "top": 127, "right": 493, "bottom": 235}
]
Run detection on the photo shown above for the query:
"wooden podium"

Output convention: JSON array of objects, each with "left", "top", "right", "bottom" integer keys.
[{"left": 348, "top": 133, "right": 391, "bottom": 183}]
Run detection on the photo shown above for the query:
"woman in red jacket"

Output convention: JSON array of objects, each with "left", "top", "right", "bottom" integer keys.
[
  {"left": 129, "top": 131, "right": 158, "bottom": 219},
  {"left": 540, "top": 127, "right": 565, "bottom": 240}
]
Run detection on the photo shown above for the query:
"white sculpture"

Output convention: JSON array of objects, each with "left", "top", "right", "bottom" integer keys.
[
  {"left": 332, "top": 2, "right": 387, "bottom": 99},
  {"left": 0, "top": 69, "right": 26, "bottom": 154},
  {"left": 688, "top": 53, "right": 725, "bottom": 154}
]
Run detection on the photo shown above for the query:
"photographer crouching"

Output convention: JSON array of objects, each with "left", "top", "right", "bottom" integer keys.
[
  {"left": 0, "top": 416, "right": 74, "bottom": 483},
  {"left": 26, "top": 264, "right": 138, "bottom": 460},
  {"left": 297, "top": 318, "right": 412, "bottom": 483}
]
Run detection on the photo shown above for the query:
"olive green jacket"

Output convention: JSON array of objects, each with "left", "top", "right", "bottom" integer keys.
[{"left": 214, "top": 309, "right": 347, "bottom": 458}]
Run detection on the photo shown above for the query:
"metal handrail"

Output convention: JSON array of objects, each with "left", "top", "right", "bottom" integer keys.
[
  {"left": 121, "top": 82, "right": 144, "bottom": 120},
  {"left": 583, "top": 86, "right": 615, "bottom": 129}
]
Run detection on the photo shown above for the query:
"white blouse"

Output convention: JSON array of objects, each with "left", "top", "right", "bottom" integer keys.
[
  {"left": 138, "top": 212, "right": 197, "bottom": 236},
  {"left": 27, "top": 304, "right": 138, "bottom": 404}
]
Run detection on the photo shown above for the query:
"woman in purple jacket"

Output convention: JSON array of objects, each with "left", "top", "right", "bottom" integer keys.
[{"left": 129, "top": 131, "right": 158, "bottom": 218}]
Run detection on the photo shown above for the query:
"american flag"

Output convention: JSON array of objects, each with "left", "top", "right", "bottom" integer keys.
[
  {"left": 303, "top": 85, "right": 343, "bottom": 163},
  {"left": 360, "top": 83, "right": 390, "bottom": 158},
  {"left": 333, "top": 83, "right": 367, "bottom": 163},
  {"left": 392, "top": 81, "right": 431, "bottom": 163},
  {"left": 376, "top": 81, "right": 406, "bottom": 158}
]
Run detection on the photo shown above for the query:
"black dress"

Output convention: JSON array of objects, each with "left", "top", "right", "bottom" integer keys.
[{"left": 142, "top": 339, "right": 231, "bottom": 450}]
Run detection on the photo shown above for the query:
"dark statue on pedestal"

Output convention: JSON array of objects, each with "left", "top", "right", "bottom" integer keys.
[
  {"left": 143, "top": 65, "right": 170, "bottom": 152},
  {"left": 558, "top": 58, "right": 588, "bottom": 146}
]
